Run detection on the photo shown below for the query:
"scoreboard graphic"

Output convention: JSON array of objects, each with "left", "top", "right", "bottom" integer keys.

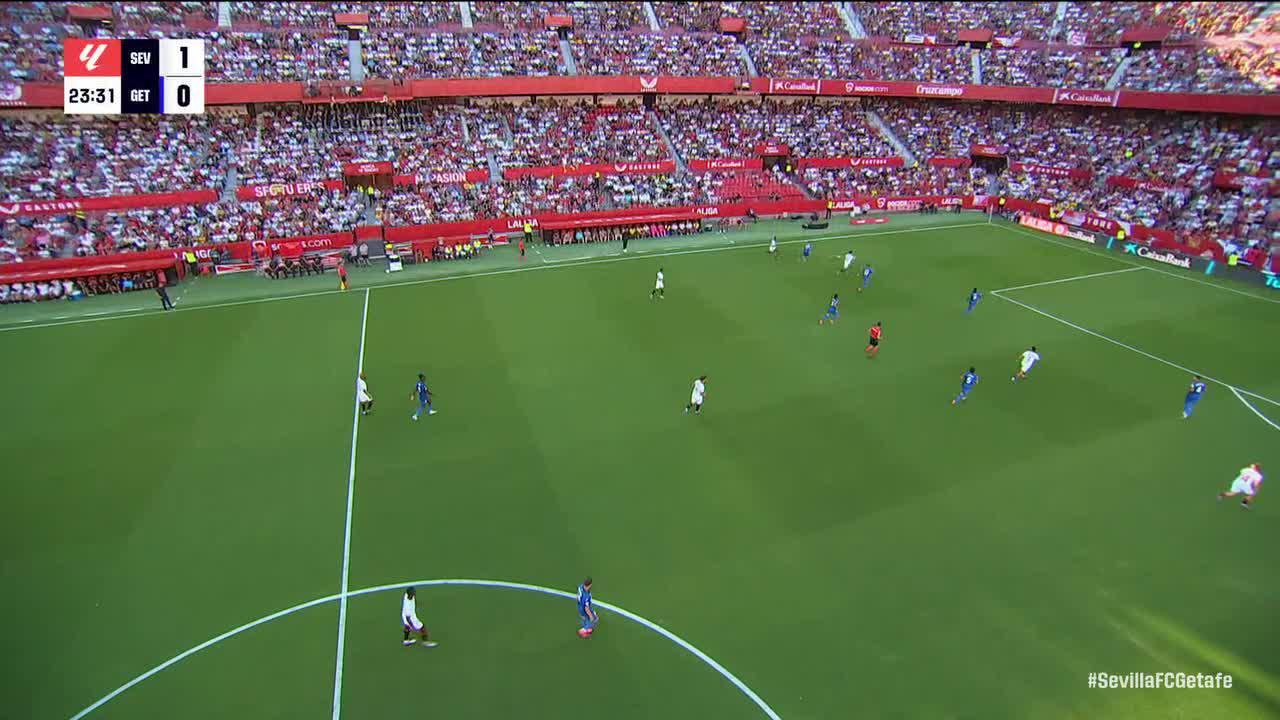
[{"left": 64, "top": 38, "right": 204, "bottom": 115}]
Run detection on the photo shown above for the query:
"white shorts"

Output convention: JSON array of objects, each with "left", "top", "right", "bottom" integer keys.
[
  {"left": 1020, "top": 363, "right": 1036, "bottom": 374},
  {"left": 1230, "top": 478, "right": 1256, "bottom": 496},
  {"left": 403, "top": 613, "right": 423, "bottom": 631},
  {"left": 358, "top": 392, "right": 372, "bottom": 403},
  {"left": 843, "top": 260, "right": 853, "bottom": 269},
  {"left": 655, "top": 281, "right": 664, "bottom": 290},
  {"left": 691, "top": 393, "right": 704, "bottom": 406}
]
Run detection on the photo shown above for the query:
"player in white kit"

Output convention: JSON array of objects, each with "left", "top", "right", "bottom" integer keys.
[
  {"left": 401, "top": 586, "right": 438, "bottom": 647},
  {"left": 1218, "top": 463, "right": 1263, "bottom": 508},
  {"left": 769, "top": 236, "right": 779, "bottom": 259},
  {"left": 841, "top": 250, "right": 856, "bottom": 273},
  {"left": 357, "top": 372, "right": 373, "bottom": 415},
  {"left": 1012, "top": 346, "right": 1041, "bottom": 382},
  {"left": 684, "top": 375, "right": 707, "bottom": 415},
  {"left": 650, "top": 268, "right": 665, "bottom": 299}
]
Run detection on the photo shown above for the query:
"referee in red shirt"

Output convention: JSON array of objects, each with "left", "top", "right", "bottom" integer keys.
[{"left": 865, "top": 322, "right": 882, "bottom": 358}]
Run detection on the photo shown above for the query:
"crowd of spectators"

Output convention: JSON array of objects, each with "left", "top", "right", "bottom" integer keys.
[
  {"left": 495, "top": 101, "right": 669, "bottom": 167},
  {"left": 1122, "top": 47, "right": 1270, "bottom": 94},
  {"left": 869, "top": 98, "right": 1163, "bottom": 177},
  {"left": 570, "top": 32, "right": 743, "bottom": 76},
  {"left": 547, "top": 221, "right": 701, "bottom": 246},
  {"left": 856, "top": 2, "right": 1056, "bottom": 41},
  {"left": 660, "top": 100, "right": 895, "bottom": 160},
  {"left": 235, "top": 188, "right": 366, "bottom": 240},
  {"left": 980, "top": 48, "right": 1123, "bottom": 88},
  {"left": 699, "top": 167, "right": 804, "bottom": 202},
  {"left": 364, "top": 30, "right": 564, "bottom": 79},
  {"left": 1155, "top": 1, "right": 1262, "bottom": 38},
  {"left": 803, "top": 165, "right": 987, "bottom": 198},
  {"left": 652, "top": 1, "right": 845, "bottom": 37},
  {"left": 201, "top": 30, "right": 350, "bottom": 82},
  {"left": 0, "top": 114, "right": 234, "bottom": 199},
  {"left": 751, "top": 40, "right": 972, "bottom": 82}
]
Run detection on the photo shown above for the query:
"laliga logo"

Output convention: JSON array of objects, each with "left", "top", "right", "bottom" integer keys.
[
  {"left": 80, "top": 43, "right": 109, "bottom": 72},
  {"left": 640, "top": 77, "right": 658, "bottom": 90}
]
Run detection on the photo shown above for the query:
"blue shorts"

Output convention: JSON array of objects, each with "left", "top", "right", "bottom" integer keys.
[{"left": 825, "top": 308, "right": 839, "bottom": 318}]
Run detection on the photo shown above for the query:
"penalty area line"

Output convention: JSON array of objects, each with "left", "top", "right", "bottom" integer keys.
[
  {"left": 1229, "top": 387, "right": 1280, "bottom": 431},
  {"left": 991, "top": 290, "right": 1280, "bottom": 427},
  {"left": 992, "top": 266, "right": 1144, "bottom": 293},
  {"left": 71, "top": 578, "right": 783, "bottom": 720}
]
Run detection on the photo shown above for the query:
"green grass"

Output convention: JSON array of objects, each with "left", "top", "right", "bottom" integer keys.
[{"left": 2, "top": 215, "right": 1277, "bottom": 719}]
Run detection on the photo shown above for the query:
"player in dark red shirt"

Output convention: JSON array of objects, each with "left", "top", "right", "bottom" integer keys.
[
  {"left": 866, "top": 322, "right": 883, "bottom": 358},
  {"left": 337, "top": 258, "right": 349, "bottom": 291}
]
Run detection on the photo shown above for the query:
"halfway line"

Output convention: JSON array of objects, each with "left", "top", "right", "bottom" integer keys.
[{"left": 332, "top": 288, "right": 369, "bottom": 719}]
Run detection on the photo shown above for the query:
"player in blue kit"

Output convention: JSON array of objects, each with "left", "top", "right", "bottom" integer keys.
[
  {"left": 410, "top": 372, "right": 436, "bottom": 421},
  {"left": 966, "top": 288, "right": 982, "bottom": 313},
  {"left": 802, "top": 242, "right": 812, "bottom": 262},
  {"left": 819, "top": 293, "right": 840, "bottom": 325},
  {"left": 952, "top": 367, "right": 980, "bottom": 405},
  {"left": 576, "top": 577, "right": 598, "bottom": 638},
  {"left": 858, "top": 264, "right": 874, "bottom": 292},
  {"left": 1182, "top": 375, "right": 1207, "bottom": 418}
]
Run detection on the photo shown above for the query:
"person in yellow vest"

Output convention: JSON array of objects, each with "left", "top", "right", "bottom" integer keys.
[
  {"left": 1227, "top": 252, "right": 1239, "bottom": 267},
  {"left": 184, "top": 250, "right": 198, "bottom": 276},
  {"left": 1116, "top": 229, "right": 1126, "bottom": 244},
  {"left": 523, "top": 221, "right": 534, "bottom": 246}
]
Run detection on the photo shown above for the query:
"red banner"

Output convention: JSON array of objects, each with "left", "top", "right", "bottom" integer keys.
[
  {"left": 688, "top": 158, "right": 763, "bottom": 172},
  {"left": 6, "top": 78, "right": 1277, "bottom": 116},
  {"left": 860, "top": 195, "right": 981, "bottom": 212},
  {"left": 1009, "top": 162, "right": 1093, "bottom": 180},
  {"left": 763, "top": 78, "right": 822, "bottom": 95},
  {"left": 502, "top": 160, "right": 676, "bottom": 180},
  {"left": 970, "top": 144, "right": 1009, "bottom": 157},
  {"left": 928, "top": 157, "right": 971, "bottom": 168},
  {"left": 1213, "top": 171, "right": 1278, "bottom": 194},
  {"left": 797, "top": 157, "right": 905, "bottom": 169},
  {"left": 756, "top": 143, "right": 791, "bottom": 156},
  {"left": 0, "top": 189, "right": 219, "bottom": 218},
  {"left": 343, "top": 161, "right": 394, "bottom": 177},
  {"left": 235, "top": 180, "right": 345, "bottom": 201},
  {"left": 0, "top": 256, "right": 176, "bottom": 285},
  {"left": 1105, "top": 175, "right": 1182, "bottom": 192},
  {"left": 404, "top": 169, "right": 489, "bottom": 185}
]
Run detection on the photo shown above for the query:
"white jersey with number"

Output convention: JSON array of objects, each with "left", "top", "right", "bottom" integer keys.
[
  {"left": 655, "top": 271, "right": 664, "bottom": 289},
  {"left": 357, "top": 377, "right": 372, "bottom": 403},
  {"left": 402, "top": 592, "right": 423, "bottom": 630},
  {"left": 691, "top": 378, "right": 706, "bottom": 405},
  {"left": 843, "top": 253, "right": 855, "bottom": 269},
  {"left": 1020, "top": 350, "right": 1041, "bottom": 372},
  {"left": 1231, "top": 467, "right": 1263, "bottom": 496}
]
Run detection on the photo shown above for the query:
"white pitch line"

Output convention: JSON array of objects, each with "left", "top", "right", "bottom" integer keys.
[
  {"left": 992, "top": 266, "right": 1144, "bottom": 293},
  {"left": 0, "top": 221, "right": 986, "bottom": 335},
  {"left": 996, "top": 223, "right": 1280, "bottom": 305},
  {"left": 70, "top": 578, "right": 782, "bottom": 720},
  {"left": 1230, "top": 386, "right": 1280, "bottom": 431},
  {"left": 331, "top": 288, "right": 369, "bottom": 720},
  {"left": 992, "top": 290, "right": 1280, "bottom": 429}
]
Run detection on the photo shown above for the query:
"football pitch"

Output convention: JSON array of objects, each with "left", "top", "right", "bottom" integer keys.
[{"left": 3, "top": 214, "right": 1278, "bottom": 719}]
